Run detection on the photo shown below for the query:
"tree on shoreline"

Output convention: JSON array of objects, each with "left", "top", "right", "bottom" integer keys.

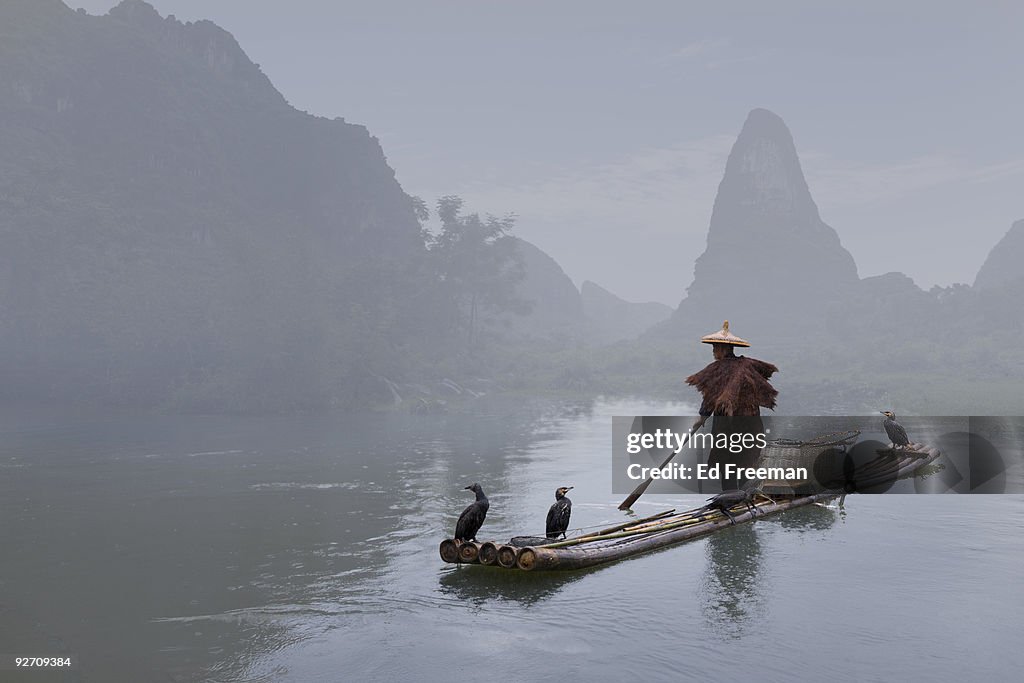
[{"left": 424, "top": 196, "right": 529, "bottom": 350}]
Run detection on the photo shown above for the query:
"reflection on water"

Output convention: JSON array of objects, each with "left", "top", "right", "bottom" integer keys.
[
  {"left": 771, "top": 502, "right": 841, "bottom": 532},
  {"left": 1, "top": 399, "right": 1022, "bottom": 682},
  {"left": 699, "top": 503, "right": 841, "bottom": 636},
  {"left": 702, "top": 525, "right": 764, "bottom": 634},
  {"left": 437, "top": 566, "right": 588, "bottom": 606}
]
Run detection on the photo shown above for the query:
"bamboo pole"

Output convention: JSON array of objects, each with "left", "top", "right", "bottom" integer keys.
[
  {"left": 855, "top": 451, "right": 916, "bottom": 483},
  {"left": 545, "top": 505, "right": 737, "bottom": 550},
  {"left": 543, "top": 509, "right": 725, "bottom": 549},
  {"left": 457, "top": 541, "right": 481, "bottom": 564},
  {"left": 842, "top": 444, "right": 933, "bottom": 490},
  {"left": 591, "top": 509, "right": 677, "bottom": 536},
  {"left": 439, "top": 539, "right": 460, "bottom": 564},
  {"left": 533, "top": 509, "right": 677, "bottom": 549},
  {"left": 478, "top": 541, "right": 500, "bottom": 565},
  {"left": 856, "top": 449, "right": 939, "bottom": 489},
  {"left": 516, "top": 493, "right": 835, "bottom": 571},
  {"left": 496, "top": 545, "right": 520, "bottom": 568}
]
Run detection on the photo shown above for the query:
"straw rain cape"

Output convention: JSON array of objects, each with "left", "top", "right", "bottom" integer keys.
[{"left": 686, "top": 356, "right": 778, "bottom": 416}]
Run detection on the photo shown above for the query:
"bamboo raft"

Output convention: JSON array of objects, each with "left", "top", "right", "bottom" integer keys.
[{"left": 440, "top": 443, "right": 940, "bottom": 572}]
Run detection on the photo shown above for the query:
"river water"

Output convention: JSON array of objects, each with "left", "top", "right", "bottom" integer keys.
[{"left": 1, "top": 398, "right": 1022, "bottom": 682}]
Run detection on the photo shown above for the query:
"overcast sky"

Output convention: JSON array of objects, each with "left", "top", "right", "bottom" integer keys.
[{"left": 75, "top": 1, "right": 1024, "bottom": 304}]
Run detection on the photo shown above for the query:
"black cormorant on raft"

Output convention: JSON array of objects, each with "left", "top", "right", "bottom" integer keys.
[
  {"left": 546, "top": 486, "right": 574, "bottom": 539},
  {"left": 880, "top": 411, "right": 910, "bottom": 450},
  {"left": 703, "top": 485, "right": 765, "bottom": 524},
  {"left": 454, "top": 483, "right": 488, "bottom": 542}
]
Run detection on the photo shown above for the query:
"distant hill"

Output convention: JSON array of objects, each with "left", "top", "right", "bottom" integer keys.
[
  {"left": 974, "top": 219, "right": 1024, "bottom": 290},
  {"left": 490, "top": 248, "right": 673, "bottom": 346},
  {"left": 2, "top": 3, "right": 1020, "bottom": 414},
  {"left": 635, "top": 108, "right": 1024, "bottom": 414},
  {"left": 493, "top": 237, "right": 585, "bottom": 342},
  {"left": 581, "top": 281, "right": 671, "bottom": 343},
  {"left": 0, "top": 0, "right": 425, "bottom": 410}
]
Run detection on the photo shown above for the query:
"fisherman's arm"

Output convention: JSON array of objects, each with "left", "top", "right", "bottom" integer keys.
[{"left": 694, "top": 402, "right": 712, "bottom": 431}]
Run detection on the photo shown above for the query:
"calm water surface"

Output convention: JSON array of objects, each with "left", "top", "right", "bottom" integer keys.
[{"left": 1, "top": 399, "right": 1022, "bottom": 682}]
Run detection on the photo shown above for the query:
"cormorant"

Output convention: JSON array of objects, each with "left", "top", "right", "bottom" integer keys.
[
  {"left": 545, "top": 486, "right": 574, "bottom": 539},
  {"left": 880, "top": 411, "right": 910, "bottom": 450},
  {"left": 704, "top": 486, "right": 762, "bottom": 525},
  {"left": 454, "top": 483, "right": 489, "bottom": 542}
]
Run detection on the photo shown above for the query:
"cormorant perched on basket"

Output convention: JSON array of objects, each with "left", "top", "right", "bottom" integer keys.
[
  {"left": 880, "top": 411, "right": 910, "bottom": 451},
  {"left": 545, "top": 486, "right": 574, "bottom": 539},
  {"left": 454, "top": 483, "right": 489, "bottom": 542},
  {"left": 703, "top": 485, "right": 765, "bottom": 525}
]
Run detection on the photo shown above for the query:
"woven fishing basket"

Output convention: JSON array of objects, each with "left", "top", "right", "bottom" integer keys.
[{"left": 759, "top": 430, "right": 859, "bottom": 495}]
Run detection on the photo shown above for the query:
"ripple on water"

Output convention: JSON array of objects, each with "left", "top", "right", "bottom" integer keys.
[
  {"left": 250, "top": 482, "right": 361, "bottom": 491},
  {"left": 6, "top": 401, "right": 1023, "bottom": 683}
]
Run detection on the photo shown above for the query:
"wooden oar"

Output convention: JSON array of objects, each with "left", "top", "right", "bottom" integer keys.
[{"left": 618, "top": 419, "right": 705, "bottom": 510}]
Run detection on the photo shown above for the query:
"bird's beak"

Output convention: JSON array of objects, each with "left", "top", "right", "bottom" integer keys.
[
  {"left": 464, "top": 485, "right": 473, "bottom": 490},
  {"left": 879, "top": 411, "right": 886, "bottom": 415},
  {"left": 566, "top": 486, "right": 574, "bottom": 491}
]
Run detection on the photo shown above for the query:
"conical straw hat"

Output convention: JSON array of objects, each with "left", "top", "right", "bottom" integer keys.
[{"left": 700, "top": 320, "right": 750, "bottom": 347}]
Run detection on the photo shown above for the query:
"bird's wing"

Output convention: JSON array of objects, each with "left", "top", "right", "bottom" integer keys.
[
  {"left": 886, "top": 421, "right": 909, "bottom": 443},
  {"left": 894, "top": 423, "right": 908, "bottom": 442},
  {"left": 545, "top": 503, "right": 557, "bottom": 531},
  {"left": 560, "top": 501, "right": 572, "bottom": 526},
  {"left": 455, "top": 504, "right": 474, "bottom": 537}
]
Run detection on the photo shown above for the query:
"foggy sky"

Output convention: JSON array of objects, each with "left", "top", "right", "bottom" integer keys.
[{"left": 73, "top": 0, "right": 1024, "bottom": 305}]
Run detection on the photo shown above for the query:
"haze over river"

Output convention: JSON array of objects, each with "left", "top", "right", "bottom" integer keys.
[{"left": 2, "top": 399, "right": 1022, "bottom": 682}]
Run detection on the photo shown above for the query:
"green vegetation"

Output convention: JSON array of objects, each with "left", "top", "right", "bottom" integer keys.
[{"left": 424, "top": 196, "right": 528, "bottom": 351}]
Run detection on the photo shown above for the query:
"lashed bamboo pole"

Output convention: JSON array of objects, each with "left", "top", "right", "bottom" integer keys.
[
  {"left": 516, "top": 493, "right": 834, "bottom": 571},
  {"left": 590, "top": 509, "right": 677, "bottom": 536},
  {"left": 438, "top": 539, "right": 459, "bottom": 564},
  {"left": 852, "top": 446, "right": 926, "bottom": 480},
  {"left": 501, "top": 509, "right": 679, "bottom": 550},
  {"left": 855, "top": 448, "right": 937, "bottom": 490},
  {"left": 478, "top": 541, "right": 500, "bottom": 565},
  {"left": 543, "top": 508, "right": 715, "bottom": 549},
  {"left": 496, "top": 545, "right": 519, "bottom": 568},
  {"left": 457, "top": 541, "right": 481, "bottom": 563}
]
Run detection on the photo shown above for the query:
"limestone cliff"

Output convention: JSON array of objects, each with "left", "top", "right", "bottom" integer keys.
[{"left": 673, "top": 109, "right": 858, "bottom": 339}]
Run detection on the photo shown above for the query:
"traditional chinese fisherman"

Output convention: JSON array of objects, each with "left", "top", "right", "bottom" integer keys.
[{"left": 686, "top": 321, "right": 778, "bottom": 490}]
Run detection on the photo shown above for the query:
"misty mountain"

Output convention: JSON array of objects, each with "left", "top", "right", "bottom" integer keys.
[
  {"left": 496, "top": 237, "right": 585, "bottom": 341},
  {"left": 491, "top": 249, "right": 674, "bottom": 345},
  {"left": 974, "top": 219, "right": 1024, "bottom": 290},
  {"left": 581, "top": 281, "right": 672, "bottom": 343},
  {"left": 638, "top": 108, "right": 1024, "bottom": 413},
  {"left": 3, "top": 2, "right": 1020, "bottom": 414},
  {"left": 672, "top": 108, "right": 859, "bottom": 340},
  {"left": 0, "top": 0, "right": 425, "bottom": 409}
]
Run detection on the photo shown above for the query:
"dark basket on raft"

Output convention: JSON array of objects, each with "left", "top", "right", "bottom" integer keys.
[{"left": 758, "top": 430, "right": 860, "bottom": 496}]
